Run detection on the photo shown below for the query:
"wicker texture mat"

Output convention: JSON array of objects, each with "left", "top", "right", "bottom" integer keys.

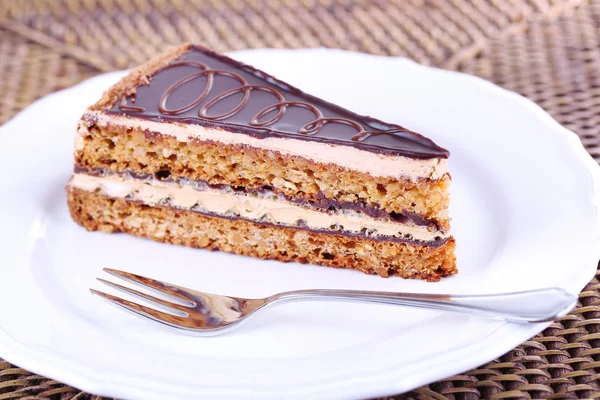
[{"left": 1, "top": 0, "right": 599, "bottom": 399}]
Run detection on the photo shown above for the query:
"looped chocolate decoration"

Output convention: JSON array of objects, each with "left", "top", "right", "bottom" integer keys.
[
  {"left": 158, "top": 61, "right": 213, "bottom": 115},
  {"left": 108, "top": 46, "right": 450, "bottom": 159},
  {"left": 257, "top": 101, "right": 322, "bottom": 132},
  {"left": 201, "top": 85, "right": 282, "bottom": 121},
  {"left": 148, "top": 60, "right": 404, "bottom": 141},
  {"left": 352, "top": 128, "right": 404, "bottom": 142},
  {"left": 301, "top": 117, "right": 363, "bottom": 136},
  {"left": 118, "top": 96, "right": 145, "bottom": 112}
]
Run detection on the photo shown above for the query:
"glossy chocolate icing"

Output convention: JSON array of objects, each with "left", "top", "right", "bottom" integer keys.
[{"left": 107, "top": 45, "right": 449, "bottom": 159}]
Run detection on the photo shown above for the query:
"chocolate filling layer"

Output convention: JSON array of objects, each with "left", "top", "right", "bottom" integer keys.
[
  {"left": 112, "top": 192, "right": 448, "bottom": 247},
  {"left": 74, "top": 166, "right": 443, "bottom": 231}
]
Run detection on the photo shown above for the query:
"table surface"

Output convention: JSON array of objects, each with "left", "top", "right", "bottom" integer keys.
[{"left": 1, "top": 1, "right": 600, "bottom": 399}]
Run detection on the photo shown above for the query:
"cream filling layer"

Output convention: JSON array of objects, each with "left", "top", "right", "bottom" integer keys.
[
  {"left": 69, "top": 173, "right": 448, "bottom": 242},
  {"left": 79, "top": 111, "right": 448, "bottom": 180}
]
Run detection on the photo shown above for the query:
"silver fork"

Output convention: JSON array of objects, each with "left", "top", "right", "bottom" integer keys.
[{"left": 91, "top": 268, "right": 578, "bottom": 335}]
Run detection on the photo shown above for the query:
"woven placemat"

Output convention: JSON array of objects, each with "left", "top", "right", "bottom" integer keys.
[{"left": 1, "top": 1, "right": 599, "bottom": 398}]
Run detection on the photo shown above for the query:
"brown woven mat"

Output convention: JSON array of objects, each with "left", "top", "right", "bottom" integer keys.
[{"left": 1, "top": 0, "right": 599, "bottom": 398}]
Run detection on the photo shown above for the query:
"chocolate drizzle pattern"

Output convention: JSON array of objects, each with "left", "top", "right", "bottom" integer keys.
[
  {"left": 118, "top": 96, "right": 144, "bottom": 112},
  {"left": 109, "top": 46, "right": 449, "bottom": 159},
  {"left": 122, "top": 60, "right": 406, "bottom": 143}
]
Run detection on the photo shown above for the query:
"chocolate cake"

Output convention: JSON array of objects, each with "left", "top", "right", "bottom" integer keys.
[{"left": 67, "top": 43, "right": 456, "bottom": 281}]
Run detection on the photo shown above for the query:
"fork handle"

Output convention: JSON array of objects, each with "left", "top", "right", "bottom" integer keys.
[{"left": 270, "top": 287, "right": 577, "bottom": 323}]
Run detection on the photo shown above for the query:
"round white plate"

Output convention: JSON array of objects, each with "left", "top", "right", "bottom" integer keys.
[{"left": 1, "top": 48, "right": 599, "bottom": 400}]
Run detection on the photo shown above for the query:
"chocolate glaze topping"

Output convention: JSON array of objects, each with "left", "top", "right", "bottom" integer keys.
[{"left": 107, "top": 45, "right": 449, "bottom": 159}]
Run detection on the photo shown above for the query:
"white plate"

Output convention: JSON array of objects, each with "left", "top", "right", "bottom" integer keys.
[{"left": 1, "top": 48, "right": 599, "bottom": 400}]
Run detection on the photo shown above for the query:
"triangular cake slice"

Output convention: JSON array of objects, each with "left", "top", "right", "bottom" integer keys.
[{"left": 67, "top": 44, "right": 456, "bottom": 281}]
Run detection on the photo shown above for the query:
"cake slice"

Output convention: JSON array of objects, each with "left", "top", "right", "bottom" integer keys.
[{"left": 67, "top": 43, "right": 456, "bottom": 281}]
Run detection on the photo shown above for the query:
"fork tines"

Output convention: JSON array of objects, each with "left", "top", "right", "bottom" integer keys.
[{"left": 91, "top": 268, "right": 197, "bottom": 328}]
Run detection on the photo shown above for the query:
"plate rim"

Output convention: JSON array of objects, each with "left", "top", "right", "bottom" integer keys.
[{"left": 1, "top": 47, "right": 599, "bottom": 399}]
